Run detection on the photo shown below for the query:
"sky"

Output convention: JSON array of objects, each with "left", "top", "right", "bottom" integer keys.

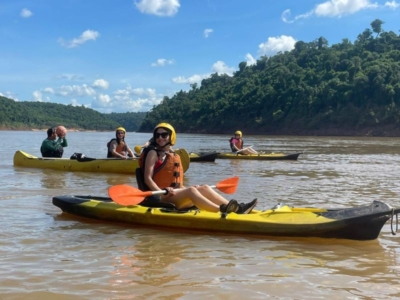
[{"left": 0, "top": 0, "right": 399, "bottom": 114}]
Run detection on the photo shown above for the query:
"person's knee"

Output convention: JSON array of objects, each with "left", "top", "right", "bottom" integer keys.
[{"left": 197, "top": 185, "right": 213, "bottom": 193}]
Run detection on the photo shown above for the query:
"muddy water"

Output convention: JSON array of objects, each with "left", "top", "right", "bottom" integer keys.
[{"left": 1, "top": 131, "right": 399, "bottom": 299}]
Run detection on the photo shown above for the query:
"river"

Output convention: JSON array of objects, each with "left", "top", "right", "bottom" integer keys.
[{"left": 1, "top": 130, "right": 400, "bottom": 299}]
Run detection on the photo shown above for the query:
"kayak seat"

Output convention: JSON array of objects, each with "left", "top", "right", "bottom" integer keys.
[
  {"left": 135, "top": 167, "right": 147, "bottom": 191},
  {"left": 135, "top": 168, "right": 198, "bottom": 212}
]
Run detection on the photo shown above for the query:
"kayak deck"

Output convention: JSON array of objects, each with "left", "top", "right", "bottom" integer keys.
[
  {"left": 52, "top": 195, "right": 400, "bottom": 240},
  {"left": 217, "top": 152, "right": 302, "bottom": 160}
]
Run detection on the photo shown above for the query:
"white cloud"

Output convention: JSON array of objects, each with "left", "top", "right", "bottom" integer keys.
[
  {"left": 385, "top": 0, "right": 399, "bottom": 8},
  {"left": 172, "top": 74, "right": 209, "bottom": 84},
  {"left": 42, "top": 87, "right": 54, "bottom": 94},
  {"left": 92, "top": 79, "right": 110, "bottom": 89},
  {"left": 32, "top": 91, "right": 42, "bottom": 102},
  {"left": 41, "top": 84, "right": 97, "bottom": 97},
  {"left": 151, "top": 58, "right": 175, "bottom": 67},
  {"left": 212, "top": 61, "right": 235, "bottom": 76},
  {"left": 0, "top": 91, "right": 19, "bottom": 101},
  {"left": 245, "top": 53, "right": 257, "bottom": 66},
  {"left": 258, "top": 35, "right": 297, "bottom": 56},
  {"left": 282, "top": 0, "right": 386, "bottom": 23},
  {"left": 20, "top": 8, "right": 33, "bottom": 18},
  {"left": 315, "top": 0, "right": 378, "bottom": 17},
  {"left": 58, "top": 30, "right": 100, "bottom": 48},
  {"left": 32, "top": 91, "right": 50, "bottom": 102},
  {"left": 204, "top": 28, "right": 213, "bottom": 38},
  {"left": 93, "top": 93, "right": 112, "bottom": 106},
  {"left": 281, "top": 9, "right": 314, "bottom": 23},
  {"left": 54, "top": 74, "right": 84, "bottom": 81},
  {"left": 135, "top": 0, "right": 180, "bottom": 16},
  {"left": 172, "top": 60, "right": 235, "bottom": 85},
  {"left": 99, "top": 84, "right": 162, "bottom": 112}
]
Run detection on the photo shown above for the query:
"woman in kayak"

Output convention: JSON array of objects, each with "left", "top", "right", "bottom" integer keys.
[
  {"left": 229, "top": 130, "right": 258, "bottom": 155},
  {"left": 139, "top": 123, "right": 257, "bottom": 214},
  {"left": 107, "top": 127, "right": 134, "bottom": 159}
]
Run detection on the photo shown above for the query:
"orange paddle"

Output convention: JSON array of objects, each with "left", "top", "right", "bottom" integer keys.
[{"left": 108, "top": 176, "right": 239, "bottom": 206}]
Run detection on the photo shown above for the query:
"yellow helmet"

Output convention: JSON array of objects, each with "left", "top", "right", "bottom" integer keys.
[
  {"left": 134, "top": 145, "right": 142, "bottom": 154},
  {"left": 153, "top": 123, "right": 176, "bottom": 146},
  {"left": 116, "top": 127, "right": 126, "bottom": 138},
  {"left": 235, "top": 130, "right": 242, "bottom": 138}
]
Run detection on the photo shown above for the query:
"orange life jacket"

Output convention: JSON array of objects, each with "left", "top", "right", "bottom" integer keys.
[
  {"left": 107, "top": 138, "right": 131, "bottom": 158},
  {"left": 229, "top": 137, "right": 243, "bottom": 151},
  {"left": 139, "top": 146, "right": 183, "bottom": 189}
]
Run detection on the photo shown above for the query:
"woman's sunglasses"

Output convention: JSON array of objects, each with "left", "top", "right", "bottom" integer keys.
[
  {"left": 117, "top": 131, "right": 125, "bottom": 135},
  {"left": 155, "top": 132, "right": 169, "bottom": 139}
]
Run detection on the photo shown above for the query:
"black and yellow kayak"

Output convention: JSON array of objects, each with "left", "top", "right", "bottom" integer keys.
[
  {"left": 189, "top": 151, "right": 219, "bottom": 162},
  {"left": 52, "top": 195, "right": 399, "bottom": 240},
  {"left": 217, "top": 152, "right": 301, "bottom": 160}
]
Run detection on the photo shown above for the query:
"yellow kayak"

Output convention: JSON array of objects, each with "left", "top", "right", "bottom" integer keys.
[
  {"left": 52, "top": 195, "right": 400, "bottom": 240},
  {"left": 13, "top": 149, "right": 190, "bottom": 174},
  {"left": 217, "top": 152, "right": 301, "bottom": 160}
]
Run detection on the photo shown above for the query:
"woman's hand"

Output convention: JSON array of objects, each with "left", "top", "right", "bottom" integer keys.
[{"left": 163, "top": 187, "right": 175, "bottom": 196}]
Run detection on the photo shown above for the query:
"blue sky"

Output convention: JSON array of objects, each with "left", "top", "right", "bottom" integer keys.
[{"left": 0, "top": 0, "right": 399, "bottom": 114}]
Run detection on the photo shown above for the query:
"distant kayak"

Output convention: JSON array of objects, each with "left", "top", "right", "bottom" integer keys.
[
  {"left": 189, "top": 151, "right": 219, "bottom": 162},
  {"left": 52, "top": 195, "right": 400, "bottom": 240},
  {"left": 217, "top": 152, "right": 301, "bottom": 160},
  {"left": 13, "top": 149, "right": 190, "bottom": 174}
]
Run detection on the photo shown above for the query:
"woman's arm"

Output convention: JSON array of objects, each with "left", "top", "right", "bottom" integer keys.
[
  {"left": 143, "top": 150, "right": 162, "bottom": 191},
  {"left": 125, "top": 144, "right": 134, "bottom": 157}
]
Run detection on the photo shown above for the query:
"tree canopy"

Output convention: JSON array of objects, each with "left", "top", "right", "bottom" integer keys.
[{"left": 139, "top": 19, "right": 400, "bottom": 136}]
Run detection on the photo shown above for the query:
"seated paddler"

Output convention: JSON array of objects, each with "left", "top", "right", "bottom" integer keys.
[
  {"left": 107, "top": 127, "right": 134, "bottom": 159},
  {"left": 229, "top": 130, "right": 258, "bottom": 155},
  {"left": 40, "top": 127, "right": 68, "bottom": 158},
  {"left": 139, "top": 122, "right": 258, "bottom": 214}
]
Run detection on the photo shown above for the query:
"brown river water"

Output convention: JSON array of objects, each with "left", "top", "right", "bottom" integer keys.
[{"left": 1, "top": 131, "right": 400, "bottom": 299}]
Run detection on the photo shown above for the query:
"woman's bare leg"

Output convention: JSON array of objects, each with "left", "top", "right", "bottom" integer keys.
[{"left": 161, "top": 187, "right": 222, "bottom": 212}]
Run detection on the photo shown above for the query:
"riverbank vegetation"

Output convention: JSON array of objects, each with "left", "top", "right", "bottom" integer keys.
[
  {"left": 138, "top": 19, "right": 400, "bottom": 136},
  {"left": 0, "top": 96, "right": 146, "bottom": 131}
]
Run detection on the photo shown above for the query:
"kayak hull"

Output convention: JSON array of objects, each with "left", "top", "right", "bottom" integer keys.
[
  {"left": 52, "top": 195, "right": 398, "bottom": 240},
  {"left": 13, "top": 150, "right": 190, "bottom": 174},
  {"left": 217, "top": 152, "right": 301, "bottom": 160},
  {"left": 189, "top": 151, "right": 219, "bottom": 162}
]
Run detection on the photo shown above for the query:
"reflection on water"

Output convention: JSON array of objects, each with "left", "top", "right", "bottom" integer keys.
[{"left": 1, "top": 131, "right": 400, "bottom": 299}]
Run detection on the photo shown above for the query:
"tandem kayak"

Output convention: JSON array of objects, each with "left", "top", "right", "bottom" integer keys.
[
  {"left": 217, "top": 152, "right": 301, "bottom": 160},
  {"left": 13, "top": 149, "right": 190, "bottom": 174},
  {"left": 189, "top": 151, "right": 219, "bottom": 162},
  {"left": 52, "top": 195, "right": 400, "bottom": 240}
]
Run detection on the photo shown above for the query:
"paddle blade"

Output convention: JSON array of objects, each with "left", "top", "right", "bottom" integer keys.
[
  {"left": 215, "top": 176, "right": 239, "bottom": 194},
  {"left": 108, "top": 184, "right": 152, "bottom": 206}
]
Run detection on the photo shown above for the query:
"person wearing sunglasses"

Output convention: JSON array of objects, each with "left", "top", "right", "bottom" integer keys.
[
  {"left": 40, "top": 127, "right": 68, "bottom": 158},
  {"left": 107, "top": 127, "right": 134, "bottom": 159},
  {"left": 229, "top": 130, "right": 258, "bottom": 155},
  {"left": 138, "top": 123, "right": 258, "bottom": 214}
]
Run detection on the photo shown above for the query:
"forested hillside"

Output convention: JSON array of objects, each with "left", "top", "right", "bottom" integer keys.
[
  {"left": 107, "top": 112, "right": 147, "bottom": 132},
  {"left": 139, "top": 19, "right": 400, "bottom": 136},
  {"left": 0, "top": 96, "right": 145, "bottom": 131}
]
